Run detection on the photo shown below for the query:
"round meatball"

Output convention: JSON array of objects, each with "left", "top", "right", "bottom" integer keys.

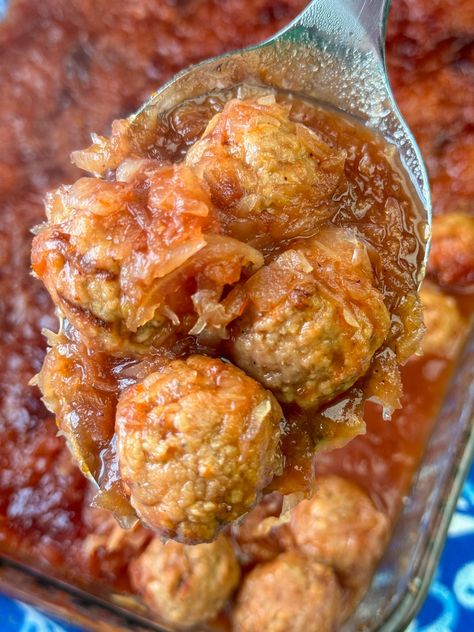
[
  {"left": 420, "top": 283, "right": 466, "bottom": 358},
  {"left": 116, "top": 355, "right": 283, "bottom": 542},
  {"left": 229, "top": 227, "right": 391, "bottom": 409},
  {"left": 427, "top": 213, "right": 474, "bottom": 292},
  {"left": 36, "top": 328, "right": 139, "bottom": 525},
  {"left": 290, "top": 476, "right": 389, "bottom": 589},
  {"left": 31, "top": 163, "right": 262, "bottom": 354},
  {"left": 130, "top": 535, "right": 240, "bottom": 627},
  {"left": 31, "top": 164, "right": 209, "bottom": 353},
  {"left": 186, "top": 94, "right": 346, "bottom": 248},
  {"left": 37, "top": 330, "right": 116, "bottom": 480},
  {"left": 233, "top": 551, "right": 341, "bottom": 632}
]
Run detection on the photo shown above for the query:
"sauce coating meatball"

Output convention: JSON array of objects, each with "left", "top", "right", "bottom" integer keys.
[
  {"left": 427, "top": 213, "right": 474, "bottom": 292},
  {"left": 186, "top": 95, "right": 346, "bottom": 248},
  {"left": 290, "top": 476, "right": 389, "bottom": 589},
  {"left": 36, "top": 328, "right": 137, "bottom": 523},
  {"left": 31, "top": 163, "right": 262, "bottom": 354},
  {"left": 229, "top": 227, "right": 391, "bottom": 409},
  {"left": 233, "top": 551, "right": 341, "bottom": 632},
  {"left": 420, "top": 283, "right": 466, "bottom": 359},
  {"left": 130, "top": 535, "right": 240, "bottom": 627},
  {"left": 31, "top": 88, "right": 425, "bottom": 541},
  {"left": 37, "top": 330, "right": 117, "bottom": 480},
  {"left": 116, "top": 355, "right": 283, "bottom": 542},
  {"left": 31, "top": 164, "right": 208, "bottom": 353}
]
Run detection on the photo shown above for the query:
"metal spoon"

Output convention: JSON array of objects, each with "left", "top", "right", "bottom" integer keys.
[{"left": 132, "top": 0, "right": 431, "bottom": 278}]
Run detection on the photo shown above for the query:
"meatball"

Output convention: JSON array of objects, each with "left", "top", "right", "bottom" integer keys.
[
  {"left": 130, "top": 535, "right": 240, "bottom": 627},
  {"left": 427, "top": 213, "right": 474, "bottom": 292},
  {"left": 233, "top": 551, "right": 341, "bottom": 632},
  {"left": 31, "top": 163, "right": 262, "bottom": 354},
  {"left": 31, "top": 164, "right": 208, "bottom": 353},
  {"left": 36, "top": 328, "right": 138, "bottom": 525},
  {"left": 290, "top": 475, "right": 389, "bottom": 589},
  {"left": 186, "top": 94, "right": 346, "bottom": 248},
  {"left": 420, "top": 283, "right": 466, "bottom": 359},
  {"left": 229, "top": 227, "right": 391, "bottom": 409},
  {"left": 37, "top": 330, "right": 116, "bottom": 480},
  {"left": 116, "top": 355, "right": 283, "bottom": 542}
]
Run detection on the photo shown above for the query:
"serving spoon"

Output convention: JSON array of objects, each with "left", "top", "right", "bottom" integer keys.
[{"left": 131, "top": 0, "right": 431, "bottom": 279}]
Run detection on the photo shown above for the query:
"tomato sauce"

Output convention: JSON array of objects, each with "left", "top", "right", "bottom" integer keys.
[{"left": 0, "top": 0, "right": 472, "bottom": 609}]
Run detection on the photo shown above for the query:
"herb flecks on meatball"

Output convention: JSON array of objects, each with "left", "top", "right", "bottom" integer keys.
[
  {"left": 130, "top": 535, "right": 240, "bottom": 627},
  {"left": 116, "top": 355, "right": 283, "bottom": 542},
  {"left": 186, "top": 95, "right": 346, "bottom": 248},
  {"left": 229, "top": 227, "right": 391, "bottom": 409},
  {"left": 31, "top": 163, "right": 262, "bottom": 355}
]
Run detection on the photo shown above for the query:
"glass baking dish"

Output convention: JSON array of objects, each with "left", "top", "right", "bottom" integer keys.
[
  {"left": 0, "top": 325, "right": 472, "bottom": 632},
  {"left": 1, "top": 0, "right": 473, "bottom": 628}
]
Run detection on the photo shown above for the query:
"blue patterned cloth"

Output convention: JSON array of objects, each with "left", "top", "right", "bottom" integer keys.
[{"left": 1, "top": 469, "right": 474, "bottom": 631}]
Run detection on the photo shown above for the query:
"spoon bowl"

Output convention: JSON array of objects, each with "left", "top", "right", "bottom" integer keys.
[{"left": 131, "top": 0, "right": 431, "bottom": 280}]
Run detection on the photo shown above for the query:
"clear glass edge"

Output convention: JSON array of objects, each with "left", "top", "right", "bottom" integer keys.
[
  {"left": 377, "top": 430, "right": 474, "bottom": 630},
  {"left": 375, "top": 385, "right": 474, "bottom": 632}
]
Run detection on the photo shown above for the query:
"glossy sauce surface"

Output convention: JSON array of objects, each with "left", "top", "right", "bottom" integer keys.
[
  {"left": 0, "top": 0, "right": 472, "bottom": 607},
  {"left": 32, "top": 88, "right": 423, "bottom": 522}
]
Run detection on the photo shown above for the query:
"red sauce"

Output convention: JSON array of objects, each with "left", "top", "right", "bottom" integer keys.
[
  {"left": 0, "top": 0, "right": 472, "bottom": 610},
  {"left": 318, "top": 356, "right": 457, "bottom": 519},
  {"left": 30, "top": 88, "right": 424, "bottom": 532}
]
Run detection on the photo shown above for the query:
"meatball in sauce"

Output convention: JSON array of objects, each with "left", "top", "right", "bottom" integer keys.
[
  {"left": 233, "top": 551, "right": 342, "bottom": 632},
  {"left": 290, "top": 476, "right": 389, "bottom": 592},
  {"left": 116, "top": 355, "right": 283, "bottom": 542},
  {"left": 32, "top": 89, "right": 425, "bottom": 538},
  {"left": 130, "top": 534, "right": 240, "bottom": 627},
  {"left": 186, "top": 97, "right": 346, "bottom": 248},
  {"left": 229, "top": 227, "right": 391, "bottom": 409},
  {"left": 1, "top": 1, "right": 473, "bottom": 632}
]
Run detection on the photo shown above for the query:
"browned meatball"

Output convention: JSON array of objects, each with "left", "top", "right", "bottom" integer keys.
[
  {"left": 130, "top": 535, "right": 240, "bottom": 627},
  {"left": 36, "top": 330, "right": 117, "bottom": 481},
  {"left": 186, "top": 94, "right": 346, "bottom": 248},
  {"left": 31, "top": 163, "right": 262, "bottom": 354},
  {"left": 36, "top": 328, "right": 138, "bottom": 525},
  {"left": 233, "top": 551, "right": 341, "bottom": 632},
  {"left": 229, "top": 227, "right": 391, "bottom": 409},
  {"left": 427, "top": 213, "right": 474, "bottom": 292},
  {"left": 116, "top": 355, "right": 283, "bottom": 542},
  {"left": 290, "top": 476, "right": 389, "bottom": 589},
  {"left": 420, "top": 283, "right": 466, "bottom": 359}
]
